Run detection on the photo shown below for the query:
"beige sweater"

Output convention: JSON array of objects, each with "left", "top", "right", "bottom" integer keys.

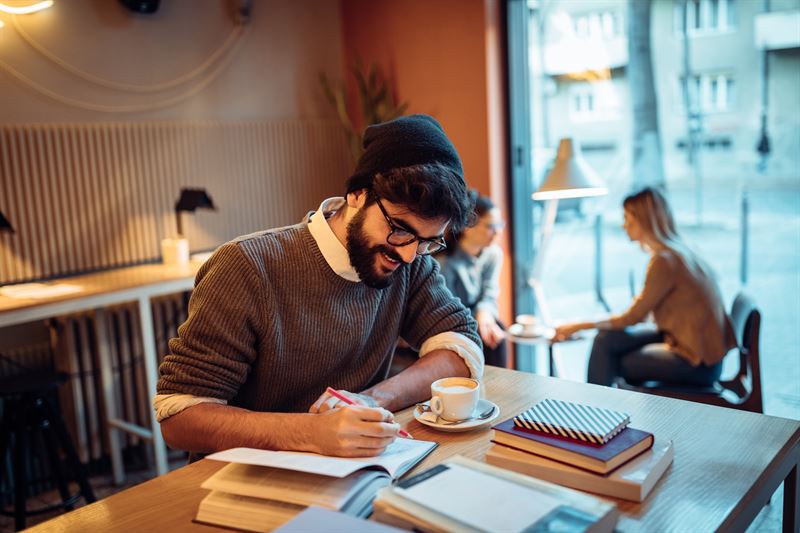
[{"left": 610, "top": 249, "right": 736, "bottom": 366}]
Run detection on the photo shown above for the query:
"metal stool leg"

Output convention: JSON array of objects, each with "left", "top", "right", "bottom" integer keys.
[
  {"left": 42, "top": 395, "right": 95, "bottom": 503},
  {"left": 0, "top": 400, "right": 13, "bottom": 482},
  {"left": 12, "top": 399, "right": 28, "bottom": 531},
  {"left": 39, "top": 398, "right": 75, "bottom": 511}
]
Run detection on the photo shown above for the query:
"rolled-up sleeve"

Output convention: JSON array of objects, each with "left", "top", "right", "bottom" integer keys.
[{"left": 420, "top": 331, "right": 484, "bottom": 379}]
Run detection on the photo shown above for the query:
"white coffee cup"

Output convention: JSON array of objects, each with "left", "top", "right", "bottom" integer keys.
[
  {"left": 429, "top": 377, "right": 480, "bottom": 422},
  {"left": 515, "top": 314, "right": 537, "bottom": 334}
]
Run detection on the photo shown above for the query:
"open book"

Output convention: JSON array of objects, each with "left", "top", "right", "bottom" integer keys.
[{"left": 195, "top": 439, "right": 437, "bottom": 532}]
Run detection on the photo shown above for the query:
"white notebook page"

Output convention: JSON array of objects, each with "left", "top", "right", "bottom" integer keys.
[
  {"left": 395, "top": 463, "right": 561, "bottom": 532},
  {"left": 207, "top": 438, "right": 435, "bottom": 478}
]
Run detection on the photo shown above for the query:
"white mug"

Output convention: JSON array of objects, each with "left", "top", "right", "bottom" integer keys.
[
  {"left": 515, "top": 314, "right": 538, "bottom": 334},
  {"left": 430, "top": 377, "right": 480, "bottom": 422}
]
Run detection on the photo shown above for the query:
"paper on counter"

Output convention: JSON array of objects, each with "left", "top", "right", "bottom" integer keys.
[{"left": 0, "top": 283, "right": 83, "bottom": 299}]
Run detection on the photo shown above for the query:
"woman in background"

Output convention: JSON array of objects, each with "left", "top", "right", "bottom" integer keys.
[
  {"left": 555, "top": 187, "right": 736, "bottom": 386},
  {"left": 437, "top": 192, "right": 507, "bottom": 367}
]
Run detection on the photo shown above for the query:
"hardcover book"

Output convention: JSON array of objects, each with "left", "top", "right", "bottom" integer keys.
[
  {"left": 493, "top": 418, "right": 653, "bottom": 474},
  {"left": 486, "top": 439, "right": 674, "bottom": 502}
]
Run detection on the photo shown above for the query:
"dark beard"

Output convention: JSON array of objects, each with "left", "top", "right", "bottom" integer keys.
[{"left": 346, "top": 209, "right": 405, "bottom": 289}]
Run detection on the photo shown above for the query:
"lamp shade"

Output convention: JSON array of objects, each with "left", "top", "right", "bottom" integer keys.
[
  {"left": 175, "top": 188, "right": 216, "bottom": 212},
  {"left": 0, "top": 210, "right": 13, "bottom": 233},
  {"left": 174, "top": 188, "right": 216, "bottom": 237},
  {"left": 533, "top": 138, "right": 607, "bottom": 201}
]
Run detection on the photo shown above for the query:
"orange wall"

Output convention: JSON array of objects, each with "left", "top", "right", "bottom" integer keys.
[{"left": 340, "top": 0, "right": 513, "bottom": 340}]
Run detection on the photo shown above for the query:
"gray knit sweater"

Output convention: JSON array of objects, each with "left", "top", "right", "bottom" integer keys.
[{"left": 157, "top": 223, "right": 480, "bottom": 413}]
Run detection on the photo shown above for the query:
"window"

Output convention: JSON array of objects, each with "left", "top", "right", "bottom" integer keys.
[
  {"left": 572, "top": 10, "right": 622, "bottom": 40},
  {"left": 674, "top": 0, "right": 737, "bottom": 35},
  {"left": 569, "top": 81, "right": 620, "bottom": 121},
  {"left": 572, "top": 87, "right": 593, "bottom": 114},
  {"left": 676, "top": 73, "right": 735, "bottom": 112},
  {"left": 513, "top": 0, "right": 800, "bottom": 421}
]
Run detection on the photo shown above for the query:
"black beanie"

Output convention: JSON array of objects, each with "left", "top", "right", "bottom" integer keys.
[{"left": 346, "top": 114, "right": 464, "bottom": 193}]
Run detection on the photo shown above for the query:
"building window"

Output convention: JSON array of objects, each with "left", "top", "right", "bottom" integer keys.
[
  {"left": 676, "top": 73, "right": 735, "bottom": 112},
  {"left": 572, "top": 10, "right": 622, "bottom": 40},
  {"left": 569, "top": 81, "right": 621, "bottom": 121},
  {"left": 673, "top": 0, "right": 736, "bottom": 35}
]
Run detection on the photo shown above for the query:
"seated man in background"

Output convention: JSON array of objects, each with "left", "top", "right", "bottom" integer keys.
[{"left": 154, "top": 115, "right": 483, "bottom": 458}]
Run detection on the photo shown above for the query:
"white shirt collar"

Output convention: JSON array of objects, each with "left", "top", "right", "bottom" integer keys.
[{"left": 307, "top": 197, "right": 361, "bottom": 282}]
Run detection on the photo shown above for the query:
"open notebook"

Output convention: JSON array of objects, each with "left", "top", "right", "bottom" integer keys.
[
  {"left": 205, "top": 438, "right": 436, "bottom": 478},
  {"left": 195, "top": 439, "right": 437, "bottom": 532}
]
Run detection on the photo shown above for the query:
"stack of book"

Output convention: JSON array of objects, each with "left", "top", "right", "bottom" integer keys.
[
  {"left": 372, "top": 455, "right": 618, "bottom": 533},
  {"left": 486, "top": 399, "right": 673, "bottom": 502},
  {"left": 194, "top": 439, "right": 437, "bottom": 532}
]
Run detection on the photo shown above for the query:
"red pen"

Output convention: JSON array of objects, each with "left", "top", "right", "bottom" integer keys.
[{"left": 325, "top": 387, "right": 413, "bottom": 439}]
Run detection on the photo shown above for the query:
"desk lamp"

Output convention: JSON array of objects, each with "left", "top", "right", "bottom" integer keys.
[
  {"left": 530, "top": 138, "right": 607, "bottom": 325},
  {"left": 0, "top": 210, "right": 13, "bottom": 290},
  {"left": 162, "top": 188, "right": 216, "bottom": 265},
  {"left": 175, "top": 188, "right": 216, "bottom": 237}
]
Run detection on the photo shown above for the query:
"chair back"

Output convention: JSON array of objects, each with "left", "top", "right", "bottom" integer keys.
[
  {"left": 727, "top": 292, "right": 763, "bottom": 412},
  {"left": 731, "top": 292, "right": 758, "bottom": 352},
  {"left": 619, "top": 292, "right": 763, "bottom": 413}
]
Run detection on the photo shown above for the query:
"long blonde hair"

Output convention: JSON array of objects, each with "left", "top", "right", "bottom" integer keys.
[{"left": 623, "top": 187, "right": 708, "bottom": 275}]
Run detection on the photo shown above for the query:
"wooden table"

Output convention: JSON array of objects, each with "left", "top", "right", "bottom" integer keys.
[
  {"left": 25, "top": 367, "right": 800, "bottom": 533},
  {"left": 0, "top": 261, "right": 204, "bottom": 482}
]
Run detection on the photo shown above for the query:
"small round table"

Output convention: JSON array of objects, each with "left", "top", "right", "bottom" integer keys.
[{"left": 506, "top": 324, "right": 581, "bottom": 377}]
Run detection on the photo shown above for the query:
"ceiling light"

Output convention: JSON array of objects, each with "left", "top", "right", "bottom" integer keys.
[{"left": 0, "top": 1, "right": 54, "bottom": 15}]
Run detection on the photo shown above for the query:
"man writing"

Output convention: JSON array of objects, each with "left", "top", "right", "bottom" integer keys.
[{"left": 154, "top": 115, "right": 483, "bottom": 457}]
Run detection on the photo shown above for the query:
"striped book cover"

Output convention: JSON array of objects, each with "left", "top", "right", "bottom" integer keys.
[{"left": 513, "top": 399, "right": 630, "bottom": 445}]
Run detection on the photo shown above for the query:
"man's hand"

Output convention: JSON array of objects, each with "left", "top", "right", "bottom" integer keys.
[
  {"left": 309, "top": 406, "right": 400, "bottom": 457},
  {"left": 476, "top": 310, "right": 505, "bottom": 349},
  {"left": 309, "top": 388, "right": 379, "bottom": 413}
]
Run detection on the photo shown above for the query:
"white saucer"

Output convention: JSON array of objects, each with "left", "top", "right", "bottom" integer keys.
[
  {"left": 507, "top": 323, "right": 555, "bottom": 339},
  {"left": 413, "top": 399, "right": 500, "bottom": 433}
]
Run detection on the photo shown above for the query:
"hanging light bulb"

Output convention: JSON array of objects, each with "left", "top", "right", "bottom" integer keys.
[{"left": 0, "top": 1, "right": 54, "bottom": 15}]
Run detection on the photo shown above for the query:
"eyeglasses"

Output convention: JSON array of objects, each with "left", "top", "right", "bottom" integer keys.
[{"left": 374, "top": 196, "right": 447, "bottom": 255}]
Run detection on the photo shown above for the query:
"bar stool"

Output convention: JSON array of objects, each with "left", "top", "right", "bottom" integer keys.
[{"left": 0, "top": 371, "right": 96, "bottom": 531}]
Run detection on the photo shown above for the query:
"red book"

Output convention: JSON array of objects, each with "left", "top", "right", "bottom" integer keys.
[{"left": 492, "top": 418, "right": 654, "bottom": 474}]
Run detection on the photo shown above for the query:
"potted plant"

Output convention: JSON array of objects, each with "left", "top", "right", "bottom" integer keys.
[{"left": 320, "top": 63, "right": 409, "bottom": 164}]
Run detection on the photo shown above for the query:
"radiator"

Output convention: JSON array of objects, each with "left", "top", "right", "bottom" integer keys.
[{"left": 50, "top": 292, "right": 189, "bottom": 464}]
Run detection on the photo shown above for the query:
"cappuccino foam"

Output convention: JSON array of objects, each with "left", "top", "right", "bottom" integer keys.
[{"left": 442, "top": 385, "right": 475, "bottom": 394}]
